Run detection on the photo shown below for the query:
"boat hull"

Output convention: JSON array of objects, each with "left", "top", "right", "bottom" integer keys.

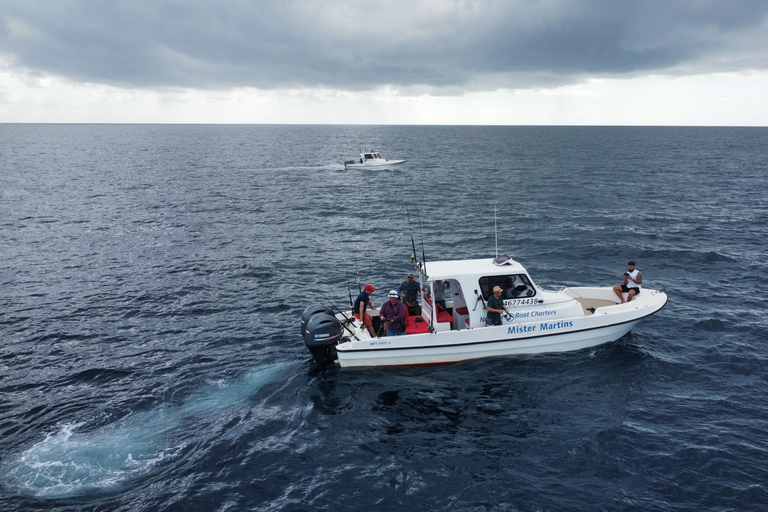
[
  {"left": 337, "top": 320, "right": 636, "bottom": 367},
  {"left": 344, "top": 159, "right": 406, "bottom": 169},
  {"left": 335, "top": 288, "right": 667, "bottom": 368}
]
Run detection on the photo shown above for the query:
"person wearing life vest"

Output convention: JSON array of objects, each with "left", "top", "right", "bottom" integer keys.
[{"left": 613, "top": 261, "right": 642, "bottom": 303}]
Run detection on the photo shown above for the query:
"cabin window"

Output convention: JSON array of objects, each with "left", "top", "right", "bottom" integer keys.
[
  {"left": 479, "top": 274, "right": 535, "bottom": 300},
  {"left": 364, "top": 153, "right": 374, "bottom": 159}
]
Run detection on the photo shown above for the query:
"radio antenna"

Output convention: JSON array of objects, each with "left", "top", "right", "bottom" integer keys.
[{"left": 494, "top": 205, "right": 498, "bottom": 258}]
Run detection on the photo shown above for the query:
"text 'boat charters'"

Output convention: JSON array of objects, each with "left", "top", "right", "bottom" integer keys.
[{"left": 301, "top": 253, "right": 667, "bottom": 368}]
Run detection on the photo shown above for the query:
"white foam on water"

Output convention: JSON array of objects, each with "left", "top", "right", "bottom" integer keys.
[{"left": 3, "top": 363, "right": 291, "bottom": 498}]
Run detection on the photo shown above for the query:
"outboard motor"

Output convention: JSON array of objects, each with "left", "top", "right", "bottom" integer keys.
[
  {"left": 301, "top": 304, "right": 334, "bottom": 338},
  {"left": 303, "top": 312, "right": 343, "bottom": 363}
]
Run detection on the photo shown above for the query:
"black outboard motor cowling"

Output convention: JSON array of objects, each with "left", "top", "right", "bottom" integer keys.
[
  {"left": 301, "top": 304, "right": 334, "bottom": 338},
  {"left": 304, "top": 313, "right": 343, "bottom": 363}
]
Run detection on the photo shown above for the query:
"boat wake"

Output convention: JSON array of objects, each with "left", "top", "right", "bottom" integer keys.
[
  {"left": 260, "top": 164, "right": 345, "bottom": 172},
  {"left": 2, "top": 363, "right": 292, "bottom": 499}
]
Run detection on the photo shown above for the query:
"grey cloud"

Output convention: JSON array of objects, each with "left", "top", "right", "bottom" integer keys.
[{"left": 2, "top": 0, "right": 767, "bottom": 91}]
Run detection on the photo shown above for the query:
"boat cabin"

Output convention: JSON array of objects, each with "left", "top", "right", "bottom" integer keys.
[
  {"left": 360, "top": 152, "right": 383, "bottom": 163},
  {"left": 413, "top": 254, "right": 567, "bottom": 334}
]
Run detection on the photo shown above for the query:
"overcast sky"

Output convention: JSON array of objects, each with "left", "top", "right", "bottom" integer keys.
[{"left": 1, "top": 0, "right": 767, "bottom": 125}]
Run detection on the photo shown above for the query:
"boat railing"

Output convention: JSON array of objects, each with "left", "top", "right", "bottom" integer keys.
[
  {"left": 536, "top": 284, "right": 566, "bottom": 293},
  {"left": 562, "top": 288, "right": 582, "bottom": 300}
]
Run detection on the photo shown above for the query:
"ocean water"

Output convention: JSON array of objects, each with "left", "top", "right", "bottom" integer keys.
[{"left": 1, "top": 124, "right": 767, "bottom": 511}]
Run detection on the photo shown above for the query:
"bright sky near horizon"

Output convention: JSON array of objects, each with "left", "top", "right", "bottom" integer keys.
[{"left": 1, "top": 1, "right": 767, "bottom": 125}]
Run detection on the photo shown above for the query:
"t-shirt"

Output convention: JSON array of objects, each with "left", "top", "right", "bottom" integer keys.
[
  {"left": 353, "top": 291, "right": 370, "bottom": 316},
  {"left": 398, "top": 279, "right": 420, "bottom": 302},
  {"left": 486, "top": 294, "right": 504, "bottom": 323},
  {"left": 432, "top": 281, "right": 446, "bottom": 302}
]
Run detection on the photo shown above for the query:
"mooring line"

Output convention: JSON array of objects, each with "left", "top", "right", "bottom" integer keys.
[{"left": 515, "top": 354, "right": 535, "bottom": 396}]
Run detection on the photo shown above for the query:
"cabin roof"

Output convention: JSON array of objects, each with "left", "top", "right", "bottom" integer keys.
[{"left": 423, "top": 257, "right": 527, "bottom": 280}]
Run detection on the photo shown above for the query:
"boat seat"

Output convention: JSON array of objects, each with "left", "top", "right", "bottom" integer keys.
[
  {"left": 423, "top": 294, "right": 453, "bottom": 324},
  {"left": 453, "top": 305, "right": 470, "bottom": 330},
  {"left": 404, "top": 308, "right": 431, "bottom": 334}
]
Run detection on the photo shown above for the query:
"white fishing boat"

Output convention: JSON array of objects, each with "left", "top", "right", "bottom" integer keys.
[
  {"left": 301, "top": 254, "right": 667, "bottom": 368},
  {"left": 344, "top": 151, "right": 406, "bottom": 169}
]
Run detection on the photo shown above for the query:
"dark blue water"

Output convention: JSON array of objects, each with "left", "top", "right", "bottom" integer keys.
[{"left": 1, "top": 124, "right": 767, "bottom": 511}]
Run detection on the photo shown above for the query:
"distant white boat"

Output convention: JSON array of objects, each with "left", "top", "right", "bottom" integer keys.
[{"left": 344, "top": 151, "right": 406, "bottom": 169}]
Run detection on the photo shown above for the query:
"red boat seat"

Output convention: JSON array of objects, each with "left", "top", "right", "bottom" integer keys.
[
  {"left": 422, "top": 294, "right": 453, "bottom": 324},
  {"left": 404, "top": 308, "right": 431, "bottom": 334}
]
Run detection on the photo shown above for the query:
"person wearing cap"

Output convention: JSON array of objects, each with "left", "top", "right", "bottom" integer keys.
[
  {"left": 486, "top": 286, "right": 509, "bottom": 326},
  {"left": 398, "top": 273, "right": 421, "bottom": 316},
  {"left": 380, "top": 290, "right": 407, "bottom": 337},
  {"left": 353, "top": 284, "right": 377, "bottom": 337}
]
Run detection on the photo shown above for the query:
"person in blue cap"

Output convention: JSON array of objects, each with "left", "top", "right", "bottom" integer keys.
[{"left": 398, "top": 273, "right": 421, "bottom": 316}]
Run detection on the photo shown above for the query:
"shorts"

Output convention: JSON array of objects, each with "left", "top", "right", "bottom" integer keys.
[
  {"left": 486, "top": 317, "right": 502, "bottom": 326},
  {"left": 620, "top": 285, "right": 640, "bottom": 294},
  {"left": 354, "top": 312, "right": 373, "bottom": 327}
]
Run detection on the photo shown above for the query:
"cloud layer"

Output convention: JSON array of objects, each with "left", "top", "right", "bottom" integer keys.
[{"left": 2, "top": 0, "right": 768, "bottom": 92}]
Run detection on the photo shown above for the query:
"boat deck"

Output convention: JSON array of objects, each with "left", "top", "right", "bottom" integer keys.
[{"left": 577, "top": 298, "right": 617, "bottom": 315}]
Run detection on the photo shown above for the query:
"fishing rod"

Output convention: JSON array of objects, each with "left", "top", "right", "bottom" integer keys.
[
  {"left": 319, "top": 291, "right": 356, "bottom": 326},
  {"left": 375, "top": 314, "right": 387, "bottom": 337},
  {"left": 317, "top": 292, "right": 359, "bottom": 340},
  {"left": 417, "top": 211, "right": 428, "bottom": 278},
  {"left": 355, "top": 260, "right": 361, "bottom": 293},
  {"left": 407, "top": 211, "right": 420, "bottom": 272},
  {"left": 405, "top": 215, "right": 426, "bottom": 323},
  {"left": 345, "top": 261, "right": 354, "bottom": 310},
  {"left": 413, "top": 212, "right": 435, "bottom": 332}
]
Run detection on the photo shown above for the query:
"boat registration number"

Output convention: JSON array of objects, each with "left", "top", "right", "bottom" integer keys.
[{"left": 504, "top": 298, "right": 538, "bottom": 307}]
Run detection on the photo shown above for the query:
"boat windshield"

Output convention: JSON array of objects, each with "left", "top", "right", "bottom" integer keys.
[
  {"left": 364, "top": 153, "right": 374, "bottom": 159},
  {"left": 479, "top": 274, "right": 535, "bottom": 300}
]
